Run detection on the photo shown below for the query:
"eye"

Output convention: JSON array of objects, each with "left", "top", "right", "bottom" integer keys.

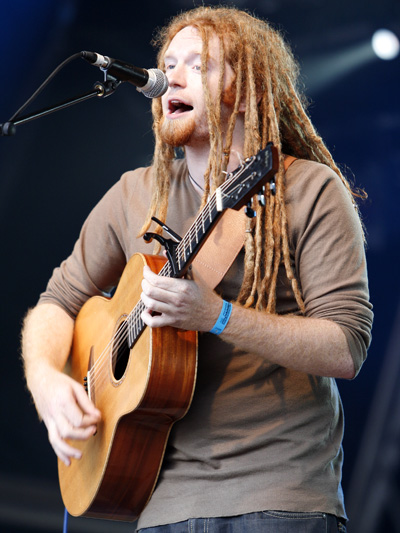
[
  {"left": 193, "top": 65, "right": 201, "bottom": 71},
  {"left": 165, "top": 64, "right": 175, "bottom": 71}
]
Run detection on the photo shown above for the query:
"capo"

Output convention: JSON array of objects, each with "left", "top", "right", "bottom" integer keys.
[
  {"left": 143, "top": 217, "right": 183, "bottom": 276},
  {"left": 150, "top": 216, "right": 182, "bottom": 242}
]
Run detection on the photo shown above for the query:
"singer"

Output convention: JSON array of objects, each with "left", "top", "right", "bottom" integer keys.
[{"left": 22, "top": 6, "right": 372, "bottom": 533}]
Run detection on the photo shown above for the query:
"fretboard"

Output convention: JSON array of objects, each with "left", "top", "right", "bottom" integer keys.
[{"left": 127, "top": 190, "right": 222, "bottom": 350}]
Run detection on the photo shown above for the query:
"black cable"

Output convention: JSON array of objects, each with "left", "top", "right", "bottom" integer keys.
[{"left": 8, "top": 52, "right": 82, "bottom": 122}]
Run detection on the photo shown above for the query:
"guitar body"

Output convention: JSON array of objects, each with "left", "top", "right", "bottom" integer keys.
[{"left": 58, "top": 253, "right": 198, "bottom": 521}]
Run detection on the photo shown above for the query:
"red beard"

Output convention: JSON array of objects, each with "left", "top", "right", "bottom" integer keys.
[{"left": 159, "top": 114, "right": 197, "bottom": 147}]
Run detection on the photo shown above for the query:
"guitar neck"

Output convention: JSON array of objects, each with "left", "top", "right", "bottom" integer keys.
[
  {"left": 166, "top": 192, "right": 222, "bottom": 278},
  {"left": 127, "top": 143, "right": 278, "bottom": 349},
  {"left": 127, "top": 195, "right": 220, "bottom": 349}
]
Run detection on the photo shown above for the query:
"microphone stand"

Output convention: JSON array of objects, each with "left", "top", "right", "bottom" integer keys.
[{"left": 0, "top": 78, "right": 120, "bottom": 136}]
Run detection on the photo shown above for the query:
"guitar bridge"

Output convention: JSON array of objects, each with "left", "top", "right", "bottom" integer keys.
[{"left": 84, "top": 346, "right": 95, "bottom": 405}]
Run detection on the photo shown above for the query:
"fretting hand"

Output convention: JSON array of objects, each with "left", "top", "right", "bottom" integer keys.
[{"left": 141, "top": 265, "right": 222, "bottom": 332}]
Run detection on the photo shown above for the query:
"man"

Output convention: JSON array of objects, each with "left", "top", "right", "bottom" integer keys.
[{"left": 22, "top": 6, "right": 373, "bottom": 533}]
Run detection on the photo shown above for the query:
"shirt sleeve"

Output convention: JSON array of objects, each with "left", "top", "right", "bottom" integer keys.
[
  {"left": 36, "top": 161, "right": 195, "bottom": 320},
  {"left": 286, "top": 161, "right": 373, "bottom": 376},
  {"left": 37, "top": 173, "right": 135, "bottom": 319}
]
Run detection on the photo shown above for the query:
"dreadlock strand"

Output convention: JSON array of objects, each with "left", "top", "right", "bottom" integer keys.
[
  {"left": 282, "top": 78, "right": 365, "bottom": 233},
  {"left": 223, "top": 48, "right": 244, "bottom": 171},
  {"left": 278, "top": 166, "right": 306, "bottom": 314},
  {"left": 243, "top": 47, "right": 261, "bottom": 158},
  {"left": 260, "top": 92, "right": 269, "bottom": 147},
  {"left": 146, "top": 6, "right": 366, "bottom": 313},
  {"left": 249, "top": 201, "right": 266, "bottom": 303},
  {"left": 138, "top": 129, "right": 173, "bottom": 237},
  {"left": 264, "top": 195, "right": 283, "bottom": 313},
  {"left": 260, "top": 188, "right": 276, "bottom": 294},
  {"left": 237, "top": 219, "right": 256, "bottom": 308}
]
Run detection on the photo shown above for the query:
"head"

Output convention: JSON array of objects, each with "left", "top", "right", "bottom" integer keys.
[
  {"left": 152, "top": 6, "right": 306, "bottom": 181},
  {"left": 158, "top": 25, "right": 238, "bottom": 150},
  {"left": 142, "top": 6, "right": 363, "bottom": 313}
]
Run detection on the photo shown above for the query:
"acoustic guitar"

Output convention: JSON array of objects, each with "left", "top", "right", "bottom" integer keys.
[{"left": 58, "top": 143, "right": 278, "bottom": 521}]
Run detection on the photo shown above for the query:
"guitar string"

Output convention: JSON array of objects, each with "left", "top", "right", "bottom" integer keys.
[
  {"left": 85, "top": 162, "right": 260, "bottom": 392},
  {"left": 85, "top": 187, "right": 221, "bottom": 392},
  {"left": 86, "top": 167, "right": 259, "bottom": 393},
  {"left": 87, "top": 178, "right": 259, "bottom": 395},
  {"left": 85, "top": 194, "right": 220, "bottom": 393},
  {"left": 86, "top": 168, "right": 258, "bottom": 393}
]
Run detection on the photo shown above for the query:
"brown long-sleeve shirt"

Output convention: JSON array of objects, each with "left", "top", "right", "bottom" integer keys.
[{"left": 39, "top": 158, "right": 373, "bottom": 526}]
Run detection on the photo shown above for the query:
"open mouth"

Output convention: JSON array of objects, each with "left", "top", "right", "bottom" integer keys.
[{"left": 168, "top": 100, "right": 194, "bottom": 115}]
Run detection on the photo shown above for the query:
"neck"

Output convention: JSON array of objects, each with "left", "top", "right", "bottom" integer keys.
[{"left": 185, "top": 114, "right": 245, "bottom": 191}]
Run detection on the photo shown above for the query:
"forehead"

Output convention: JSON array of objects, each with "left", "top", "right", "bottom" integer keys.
[{"left": 164, "top": 25, "right": 220, "bottom": 59}]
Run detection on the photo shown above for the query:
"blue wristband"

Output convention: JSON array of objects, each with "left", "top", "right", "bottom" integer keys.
[{"left": 210, "top": 300, "right": 232, "bottom": 335}]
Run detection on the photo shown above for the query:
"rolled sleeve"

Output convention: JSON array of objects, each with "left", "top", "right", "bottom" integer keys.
[{"left": 286, "top": 161, "right": 373, "bottom": 375}]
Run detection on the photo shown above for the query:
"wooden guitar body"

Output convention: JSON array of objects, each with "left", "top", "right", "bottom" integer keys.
[{"left": 58, "top": 253, "right": 198, "bottom": 521}]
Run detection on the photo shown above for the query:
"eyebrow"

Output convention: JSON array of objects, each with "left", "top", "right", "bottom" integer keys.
[{"left": 164, "top": 50, "right": 202, "bottom": 61}]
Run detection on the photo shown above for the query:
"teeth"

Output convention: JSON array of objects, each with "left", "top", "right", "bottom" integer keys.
[
  {"left": 169, "top": 100, "right": 193, "bottom": 114},
  {"left": 171, "top": 100, "right": 185, "bottom": 108}
]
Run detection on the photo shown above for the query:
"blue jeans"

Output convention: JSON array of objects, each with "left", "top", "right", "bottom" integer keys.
[{"left": 137, "top": 511, "right": 347, "bottom": 532}]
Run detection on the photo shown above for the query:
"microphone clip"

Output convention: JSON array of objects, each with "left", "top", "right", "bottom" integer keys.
[{"left": 94, "top": 78, "right": 121, "bottom": 98}]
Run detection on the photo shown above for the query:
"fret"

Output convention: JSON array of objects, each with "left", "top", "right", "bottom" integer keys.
[
  {"left": 125, "top": 143, "right": 276, "bottom": 352},
  {"left": 177, "top": 252, "right": 182, "bottom": 272}
]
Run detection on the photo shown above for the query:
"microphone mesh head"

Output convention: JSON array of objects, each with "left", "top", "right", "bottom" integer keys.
[{"left": 140, "top": 69, "right": 169, "bottom": 98}]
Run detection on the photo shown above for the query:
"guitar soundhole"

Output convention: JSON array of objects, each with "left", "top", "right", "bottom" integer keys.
[{"left": 112, "top": 320, "right": 130, "bottom": 381}]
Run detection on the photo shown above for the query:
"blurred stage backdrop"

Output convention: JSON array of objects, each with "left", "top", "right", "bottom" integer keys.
[{"left": 1, "top": 1, "right": 399, "bottom": 532}]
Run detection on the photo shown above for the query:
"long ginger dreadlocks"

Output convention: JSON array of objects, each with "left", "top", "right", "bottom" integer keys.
[{"left": 139, "top": 6, "right": 364, "bottom": 314}]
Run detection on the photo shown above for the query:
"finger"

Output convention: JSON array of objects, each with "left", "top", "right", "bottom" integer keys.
[
  {"left": 141, "top": 308, "right": 172, "bottom": 328},
  {"left": 60, "top": 396, "right": 96, "bottom": 430},
  {"left": 141, "top": 279, "right": 168, "bottom": 304},
  {"left": 71, "top": 382, "right": 101, "bottom": 424},
  {"left": 142, "top": 276, "right": 193, "bottom": 312},
  {"left": 141, "top": 276, "right": 179, "bottom": 304},
  {"left": 53, "top": 436, "right": 84, "bottom": 466},
  {"left": 64, "top": 424, "right": 98, "bottom": 441},
  {"left": 54, "top": 405, "right": 98, "bottom": 440},
  {"left": 48, "top": 419, "right": 92, "bottom": 466},
  {"left": 55, "top": 409, "right": 97, "bottom": 440},
  {"left": 141, "top": 290, "right": 173, "bottom": 316},
  {"left": 142, "top": 265, "right": 183, "bottom": 292}
]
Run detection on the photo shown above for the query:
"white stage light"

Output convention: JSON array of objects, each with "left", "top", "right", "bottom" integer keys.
[{"left": 372, "top": 29, "right": 400, "bottom": 60}]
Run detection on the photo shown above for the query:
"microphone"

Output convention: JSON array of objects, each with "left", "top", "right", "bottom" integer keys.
[{"left": 81, "top": 51, "right": 168, "bottom": 98}]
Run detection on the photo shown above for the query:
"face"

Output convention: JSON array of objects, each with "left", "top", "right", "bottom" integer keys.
[{"left": 160, "top": 26, "right": 236, "bottom": 148}]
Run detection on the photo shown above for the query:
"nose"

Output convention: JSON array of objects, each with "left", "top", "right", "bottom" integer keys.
[{"left": 167, "top": 63, "right": 187, "bottom": 88}]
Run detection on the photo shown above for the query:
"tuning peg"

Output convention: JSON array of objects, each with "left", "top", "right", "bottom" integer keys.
[
  {"left": 269, "top": 177, "right": 276, "bottom": 196},
  {"left": 258, "top": 186, "right": 266, "bottom": 207},
  {"left": 245, "top": 200, "right": 256, "bottom": 218}
]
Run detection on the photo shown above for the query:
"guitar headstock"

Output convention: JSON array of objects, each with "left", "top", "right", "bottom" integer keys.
[{"left": 216, "top": 143, "right": 279, "bottom": 212}]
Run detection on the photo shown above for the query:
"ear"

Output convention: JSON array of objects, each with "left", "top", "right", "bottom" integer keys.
[
  {"left": 237, "top": 88, "right": 263, "bottom": 114},
  {"left": 238, "top": 99, "right": 246, "bottom": 113}
]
